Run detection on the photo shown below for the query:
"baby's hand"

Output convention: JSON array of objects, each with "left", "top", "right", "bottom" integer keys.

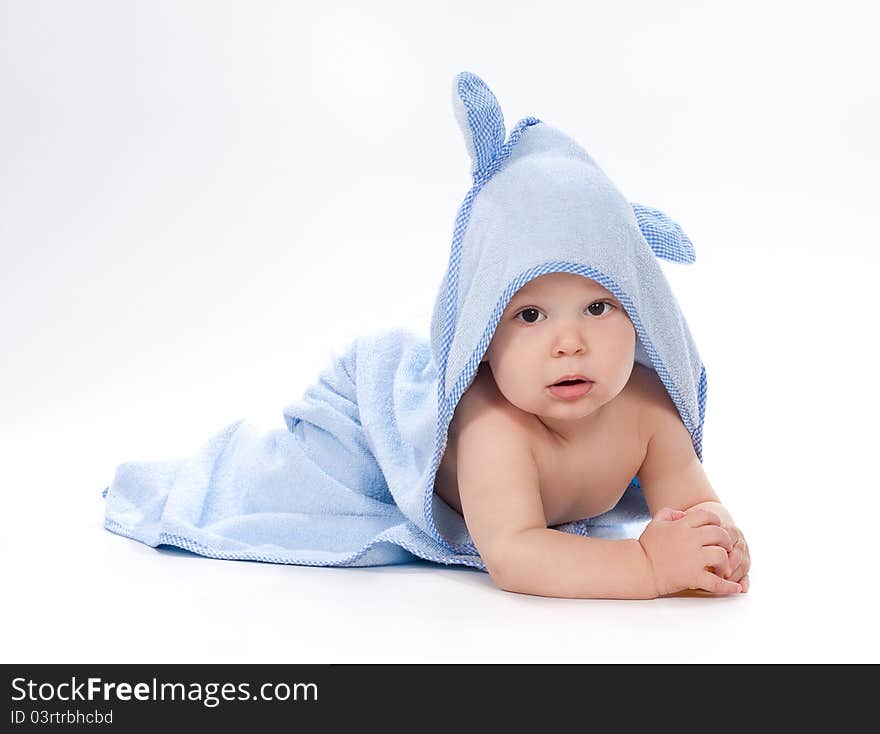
[
  {"left": 681, "top": 507, "right": 751, "bottom": 593},
  {"left": 719, "top": 521, "right": 750, "bottom": 592},
  {"left": 639, "top": 507, "right": 741, "bottom": 597}
]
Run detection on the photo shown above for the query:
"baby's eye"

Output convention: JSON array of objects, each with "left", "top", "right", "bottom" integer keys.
[
  {"left": 586, "top": 301, "right": 615, "bottom": 317},
  {"left": 513, "top": 301, "right": 615, "bottom": 324},
  {"left": 514, "top": 307, "right": 546, "bottom": 324}
]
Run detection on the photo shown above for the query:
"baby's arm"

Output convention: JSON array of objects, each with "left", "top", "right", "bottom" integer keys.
[
  {"left": 636, "top": 383, "right": 750, "bottom": 591},
  {"left": 455, "top": 402, "right": 657, "bottom": 600}
]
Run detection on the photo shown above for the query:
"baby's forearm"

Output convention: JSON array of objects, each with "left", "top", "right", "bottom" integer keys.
[{"left": 494, "top": 529, "right": 657, "bottom": 600}]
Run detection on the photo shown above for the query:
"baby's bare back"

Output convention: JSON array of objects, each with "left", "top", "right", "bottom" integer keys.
[{"left": 434, "top": 362, "right": 653, "bottom": 527}]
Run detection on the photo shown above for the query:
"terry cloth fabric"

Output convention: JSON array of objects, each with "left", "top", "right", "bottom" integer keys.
[{"left": 101, "top": 71, "right": 707, "bottom": 569}]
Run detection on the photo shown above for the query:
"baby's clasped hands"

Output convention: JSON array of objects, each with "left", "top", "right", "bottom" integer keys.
[{"left": 639, "top": 507, "right": 744, "bottom": 597}]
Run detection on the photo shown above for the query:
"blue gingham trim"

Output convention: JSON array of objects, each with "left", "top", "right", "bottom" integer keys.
[
  {"left": 455, "top": 71, "right": 507, "bottom": 175},
  {"left": 631, "top": 202, "right": 696, "bottom": 264},
  {"left": 694, "top": 364, "right": 707, "bottom": 461},
  {"left": 103, "top": 517, "right": 488, "bottom": 570}
]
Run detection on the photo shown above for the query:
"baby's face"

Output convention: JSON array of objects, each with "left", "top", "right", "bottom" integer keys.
[{"left": 482, "top": 272, "right": 636, "bottom": 424}]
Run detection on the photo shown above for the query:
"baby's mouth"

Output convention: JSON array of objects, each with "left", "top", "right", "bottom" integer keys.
[{"left": 547, "top": 378, "right": 595, "bottom": 399}]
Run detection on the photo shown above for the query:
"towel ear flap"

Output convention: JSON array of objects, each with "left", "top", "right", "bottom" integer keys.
[
  {"left": 452, "top": 71, "right": 507, "bottom": 177},
  {"left": 631, "top": 202, "right": 697, "bottom": 264}
]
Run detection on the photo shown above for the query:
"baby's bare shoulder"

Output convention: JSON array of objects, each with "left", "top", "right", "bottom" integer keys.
[
  {"left": 453, "top": 373, "right": 545, "bottom": 574},
  {"left": 450, "top": 367, "right": 541, "bottom": 478}
]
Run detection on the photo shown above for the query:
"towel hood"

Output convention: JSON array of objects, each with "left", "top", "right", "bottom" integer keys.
[{"left": 424, "top": 71, "right": 707, "bottom": 549}]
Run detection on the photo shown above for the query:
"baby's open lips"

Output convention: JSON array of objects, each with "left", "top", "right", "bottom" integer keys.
[{"left": 549, "top": 374, "right": 593, "bottom": 386}]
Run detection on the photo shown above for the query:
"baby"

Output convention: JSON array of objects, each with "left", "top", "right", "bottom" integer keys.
[{"left": 434, "top": 271, "right": 751, "bottom": 599}]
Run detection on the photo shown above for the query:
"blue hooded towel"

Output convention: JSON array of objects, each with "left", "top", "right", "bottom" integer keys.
[{"left": 101, "top": 71, "right": 707, "bottom": 570}]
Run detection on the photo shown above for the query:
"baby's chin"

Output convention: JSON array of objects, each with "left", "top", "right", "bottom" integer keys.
[{"left": 538, "top": 403, "right": 604, "bottom": 421}]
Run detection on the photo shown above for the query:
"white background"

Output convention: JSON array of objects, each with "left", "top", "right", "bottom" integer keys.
[{"left": 2, "top": 0, "right": 878, "bottom": 662}]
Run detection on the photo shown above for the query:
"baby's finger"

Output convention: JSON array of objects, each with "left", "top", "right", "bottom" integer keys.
[
  {"left": 728, "top": 537, "right": 751, "bottom": 578},
  {"left": 725, "top": 561, "right": 745, "bottom": 583},
  {"left": 700, "top": 569, "right": 742, "bottom": 595},
  {"left": 700, "top": 525, "right": 734, "bottom": 552},
  {"left": 685, "top": 508, "right": 722, "bottom": 529},
  {"left": 703, "top": 546, "right": 731, "bottom": 579},
  {"left": 727, "top": 540, "right": 751, "bottom": 577},
  {"left": 731, "top": 555, "right": 751, "bottom": 582},
  {"left": 724, "top": 544, "right": 744, "bottom": 577},
  {"left": 740, "top": 575, "right": 750, "bottom": 593},
  {"left": 737, "top": 543, "right": 751, "bottom": 573}
]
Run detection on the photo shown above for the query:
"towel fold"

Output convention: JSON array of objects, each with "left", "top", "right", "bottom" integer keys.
[{"left": 102, "top": 71, "right": 707, "bottom": 570}]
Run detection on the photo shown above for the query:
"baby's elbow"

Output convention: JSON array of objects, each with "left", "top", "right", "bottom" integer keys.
[
  {"left": 472, "top": 538, "right": 514, "bottom": 590},
  {"left": 481, "top": 554, "right": 510, "bottom": 590},
  {"left": 479, "top": 539, "right": 527, "bottom": 593},
  {"left": 489, "top": 561, "right": 534, "bottom": 595}
]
